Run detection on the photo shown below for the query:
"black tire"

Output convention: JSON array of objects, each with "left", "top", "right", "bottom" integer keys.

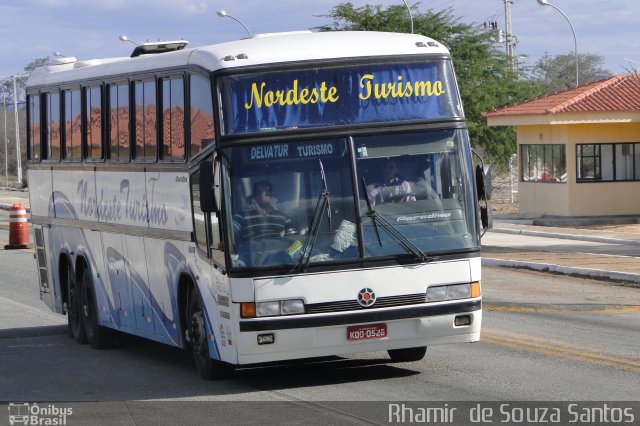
[
  {"left": 387, "top": 346, "right": 427, "bottom": 362},
  {"left": 66, "top": 262, "right": 87, "bottom": 343},
  {"left": 188, "top": 288, "right": 234, "bottom": 380},
  {"left": 80, "top": 265, "right": 114, "bottom": 349}
]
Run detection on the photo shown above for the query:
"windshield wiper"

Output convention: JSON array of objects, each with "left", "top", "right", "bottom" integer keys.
[
  {"left": 361, "top": 177, "right": 433, "bottom": 262},
  {"left": 293, "top": 159, "right": 332, "bottom": 272}
]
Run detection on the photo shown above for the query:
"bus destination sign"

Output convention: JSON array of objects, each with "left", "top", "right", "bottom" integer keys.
[{"left": 218, "top": 61, "right": 462, "bottom": 135}]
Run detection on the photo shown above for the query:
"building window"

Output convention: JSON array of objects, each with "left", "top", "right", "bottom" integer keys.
[
  {"left": 521, "top": 144, "right": 566, "bottom": 182},
  {"left": 577, "top": 143, "right": 640, "bottom": 181},
  {"left": 108, "top": 83, "right": 130, "bottom": 161},
  {"left": 161, "top": 76, "right": 185, "bottom": 160},
  {"left": 133, "top": 80, "right": 157, "bottom": 161}
]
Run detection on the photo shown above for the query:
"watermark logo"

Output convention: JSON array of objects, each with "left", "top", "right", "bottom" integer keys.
[{"left": 8, "top": 403, "right": 72, "bottom": 425}]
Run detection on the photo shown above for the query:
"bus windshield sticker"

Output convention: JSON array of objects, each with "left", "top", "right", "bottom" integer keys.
[
  {"left": 247, "top": 141, "right": 340, "bottom": 162},
  {"left": 219, "top": 61, "right": 462, "bottom": 135}
]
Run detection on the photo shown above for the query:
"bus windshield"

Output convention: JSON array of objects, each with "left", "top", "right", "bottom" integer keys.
[{"left": 223, "top": 129, "right": 477, "bottom": 270}]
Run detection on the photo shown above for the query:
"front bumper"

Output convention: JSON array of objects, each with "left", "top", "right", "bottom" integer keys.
[{"left": 236, "top": 299, "right": 481, "bottom": 364}]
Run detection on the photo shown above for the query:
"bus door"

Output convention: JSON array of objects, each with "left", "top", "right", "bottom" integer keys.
[
  {"left": 31, "top": 167, "right": 55, "bottom": 311},
  {"left": 33, "top": 226, "right": 56, "bottom": 312}
]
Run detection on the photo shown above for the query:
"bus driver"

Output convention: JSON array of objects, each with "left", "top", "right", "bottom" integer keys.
[
  {"left": 232, "top": 181, "right": 292, "bottom": 241},
  {"left": 367, "top": 159, "right": 416, "bottom": 204}
]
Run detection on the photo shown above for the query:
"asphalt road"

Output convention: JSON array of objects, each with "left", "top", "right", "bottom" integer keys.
[{"left": 0, "top": 227, "right": 639, "bottom": 424}]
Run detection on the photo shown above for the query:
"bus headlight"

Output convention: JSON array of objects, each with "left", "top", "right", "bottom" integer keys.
[
  {"left": 255, "top": 299, "right": 306, "bottom": 317},
  {"left": 426, "top": 286, "right": 447, "bottom": 302},
  {"left": 281, "top": 299, "right": 305, "bottom": 315},
  {"left": 426, "top": 282, "right": 480, "bottom": 302},
  {"left": 447, "top": 283, "right": 471, "bottom": 300},
  {"left": 256, "top": 301, "right": 281, "bottom": 317}
]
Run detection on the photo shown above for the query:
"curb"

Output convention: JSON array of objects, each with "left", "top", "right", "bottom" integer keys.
[
  {"left": 489, "top": 227, "right": 640, "bottom": 247},
  {"left": 482, "top": 257, "right": 640, "bottom": 286}
]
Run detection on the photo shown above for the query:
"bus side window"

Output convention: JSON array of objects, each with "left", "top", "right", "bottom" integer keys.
[
  {"left": 63, "top": 89, "right": 82, "bottom": 161},
  {"left": 191, "top": 168, "right": 210, "bottom": 256},
  {"left": 27, "top": 94, "right": 41, "bottom": 161},
  {"left": 108, "top": 82, "right": 130, "bottom": 161},
  {"left": 43, "top": 91, "right": 61, "bottom": 161},
  {"left": 161, "top": 76, "right": 185, "bottom": 160},
  {"left": 133, "top": 80, "right": 157, "bottom": 161},
  {"left": 191, "top": 167, "right": 226, "bottom": 268},
  {"left": 189, "top": 74, "right": 215, "bottom": 158},
  {"left": 84, "top": 85, "right": 103, "bottom": 160}
]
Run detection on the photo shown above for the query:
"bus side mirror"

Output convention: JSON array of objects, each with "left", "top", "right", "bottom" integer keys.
[
  {"left": 480, "top": 204, "right": 493, "bottom": 230},
  {"left": 199, "top": 161, "right": 218, "bottom": 212},
  {"left": 475, "top": 164, "right": 493, "bottom": 231},
  {"left": 475, "top": 164, "right": 492, "bottom": 201}
]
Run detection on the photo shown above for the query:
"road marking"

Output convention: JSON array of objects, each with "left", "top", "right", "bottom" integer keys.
[
  {"left": 483, "top": 328, "right": 640, "bottom": 373},
  {"left": 484, "top": 303, "right": 640, "bottom": 314}
]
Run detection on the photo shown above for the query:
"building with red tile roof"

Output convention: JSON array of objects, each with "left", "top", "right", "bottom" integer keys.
[{"left": 484, "top": 74, "right": 640, "bottom": 216}]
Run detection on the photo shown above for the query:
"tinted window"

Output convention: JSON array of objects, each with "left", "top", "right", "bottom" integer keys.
[
  {"left": 109, "top": 83, "right": 130, "bottom": 160},
  {"left": 28, "top": 94, "right": 41, "bottom": 161},
  {"left": 63, "top": 89, "right": 82, "bottom": 160},
  {"left": 161, "top": 77, "right": 185, "bottom": 160},
  {"left": 189, "top": 74, "right": 215, "bottom": 157},
  {"left": 44, "top": 92, "right": 61, "bottom": 160},
  {"left": 134, "top": 80, "right": 157, "bottom": 160},
  {"left": 85, "top": 86, "right": 103, "bottom": 159}
]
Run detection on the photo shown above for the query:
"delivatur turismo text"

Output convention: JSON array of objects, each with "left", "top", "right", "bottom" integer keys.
[{"left": 244, "top": 74, "right": 445, "bottom": 109}]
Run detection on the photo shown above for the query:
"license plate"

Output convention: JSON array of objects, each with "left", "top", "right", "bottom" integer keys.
[{"left": 347, "top": 323, "right": 387, "bottom": 341}]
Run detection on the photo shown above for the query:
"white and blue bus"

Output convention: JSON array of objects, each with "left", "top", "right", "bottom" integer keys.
[{"left": 26, "top": 31, "right": 488, "bottom": 379}]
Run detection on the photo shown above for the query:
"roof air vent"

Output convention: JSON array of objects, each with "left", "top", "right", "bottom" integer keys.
[{"left": 130, "top": 40, "right": 189, "bottom": 58}]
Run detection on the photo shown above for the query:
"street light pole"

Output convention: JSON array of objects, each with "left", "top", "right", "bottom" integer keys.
[
  {"left": 13, "top": 76, "right": 21, "bottom": 185},
  {"left": 401, "top": 0, "right": 414, "bottom": 34},
  {"left": 1, "top": 83, "right": 8, "bottom": 187},
  {"left": 0, "top": 73, "right": 29, "bottom": 187},
  {"left": 537, "top": 0, "right": 579, "bottom": 87},
  {"left": 216, "top": 10, "right": 253, "bottom": 36}
]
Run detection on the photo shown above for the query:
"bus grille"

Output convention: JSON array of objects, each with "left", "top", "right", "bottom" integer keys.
[{"left": 306, "top": 293, "right": 426, "bottom": 314}]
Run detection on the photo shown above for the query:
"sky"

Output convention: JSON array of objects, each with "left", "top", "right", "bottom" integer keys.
[{"left": 1, "top": 0, "right": 640, "bottom": 78}]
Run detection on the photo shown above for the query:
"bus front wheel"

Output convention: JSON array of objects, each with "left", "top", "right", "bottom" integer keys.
[
  {"left": 387, "top": 346, "right": 427, "bottom": 362},
  {"left": 188, "top": 289, "right": 234, "bottom": 380}
]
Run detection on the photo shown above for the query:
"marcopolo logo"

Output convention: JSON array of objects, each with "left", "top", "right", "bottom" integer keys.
[{"left": 8, "top": 403, "right": 72, "bottom": 425}]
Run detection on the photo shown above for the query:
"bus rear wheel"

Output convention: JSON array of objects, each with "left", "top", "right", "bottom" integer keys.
[
  {"left": 66, "top": 263, "right": 87, "bottom": 344},
  {"left": 387, "top": 346, "right": 427, "bottom": 362},
  {"left": 188, "top": 289, "right": 233, "bottom": 380},
  {"left": 80, "top": 265, "right": 114, "bottom": 349}
]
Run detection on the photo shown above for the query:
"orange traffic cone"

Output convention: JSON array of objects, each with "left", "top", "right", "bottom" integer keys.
[{"left": 4, "top": 202, "right": 32, "bottom": 250}]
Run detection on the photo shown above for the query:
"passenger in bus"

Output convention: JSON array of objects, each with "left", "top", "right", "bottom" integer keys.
[
  {"left": 367, "top": 159, "right": 416, "bottom": 204},
  {"left": 232, "top": 181, "right": 292, "bottom": 240}
]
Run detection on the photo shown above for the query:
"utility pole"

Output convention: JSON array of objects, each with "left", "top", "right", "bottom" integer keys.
[{"left": 504, "top": 0, "right": 515, "bottom": 70}]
